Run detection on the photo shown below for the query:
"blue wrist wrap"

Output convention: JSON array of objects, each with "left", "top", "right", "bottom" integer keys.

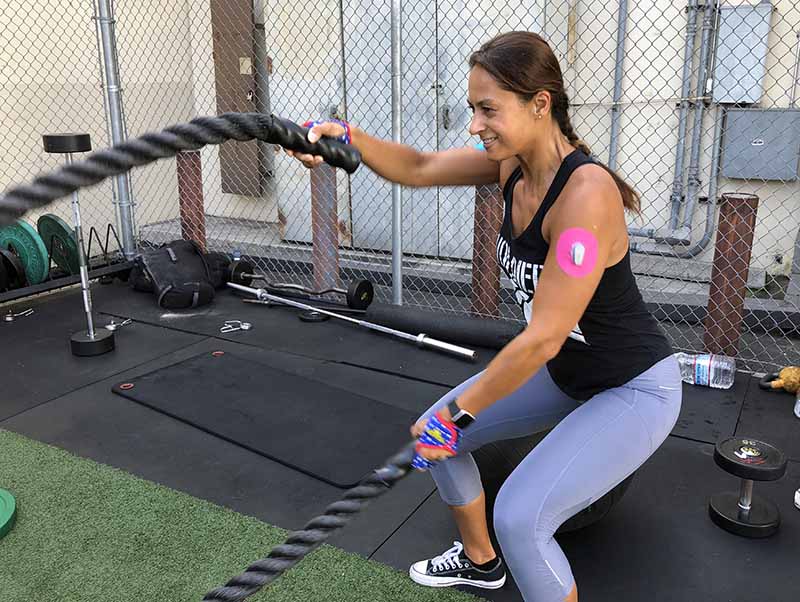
[
  {"left": 302, "top": 118, "right": 352, "bottom": 144},
  {"left": 412, "top": 411, "right": 462, "bottom": 471}
]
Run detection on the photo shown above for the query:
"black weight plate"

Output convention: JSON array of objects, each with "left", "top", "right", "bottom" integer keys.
[
  {"left": 0, "top": 221, "right": 49, "bottom": 284},
  {"left": 37, "top": 214, "right": 79, "bottom": 275},
  {"left": 708, "top": 491, "right": 780, "bottom": 538},
  {"left": 299, "top": 310, "right": 330, "bottom": 323},
  {"left": 71, "top": 329, "right": 115, "bottom": 356},
  {"left": 346, "top": 279, "right": 374, "bottom": 310},
  {"left": 714, "top": 437, "right": 787, "bottom": 482},
  {"left": 0, "top": 248, "right": 27, "bottom": 289},
  {"left": 229, "top": 259, "right": 254, "bottom": 287},
  {"left": 0, "top": 256, "right": 8, "bottom": 292}
]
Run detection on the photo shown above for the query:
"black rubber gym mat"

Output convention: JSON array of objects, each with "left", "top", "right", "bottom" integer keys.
[
  {"left": 0, "top": 290, "right": 205, "bottom": 421},
  {"left": 735, "top": 375, "right": 800, "bottom": 461},
  {"left": 111, "top": 350, "right": 418, "bottom": 488},
  {"left": 670, "top": 371, "right": 749, "bottom": 443},
  {"left": 373, "top": 437, "right": 800, "bottom": 602},
  {"left": 92, "top": 282, "right": 493, "bottom": 388}
]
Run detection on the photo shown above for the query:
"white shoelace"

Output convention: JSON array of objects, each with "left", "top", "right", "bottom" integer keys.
[{"left": 430, "top": 541, "right": 466, "bottom": 572}]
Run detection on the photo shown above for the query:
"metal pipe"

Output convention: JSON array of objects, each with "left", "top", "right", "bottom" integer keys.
[
  {"left": 391, "top": 0, "right": 403, "bottom": 305},
  {"left": 96, "top": 0, "right": 136, "bottom": 259},
  {"left": 227, "top": 282, "right": 477, "bottom": 360},
  {"left": 632, "top": 105, "right": 724, "bottom": 259},
  {"left": 253, "top": 0, "right": 273, "bottom": 190},
  {"left": 66, "top": 153, "right": 96, "bottom": 338},
  {"left": 680, "top": 2, "right": 716, "bottom": 233},
  {"left": 791, "top": 31, "right": 800, "bottom": 107},
  {"left": 629, "top": 227, "right": 655, "bottom": 238},
  {"left": 608, "top": 0, "right": 629, "bottom": 171},
  {"left": 92, "top": 0, "right": 120, "bottom": 246},
  {"left": 339, "top": 0, "right": 350, "bottom": 121},
  {"left": 111, "top": 0, "right": 138, "bottom": 245},
  {"left": 668, "top": 1, "right": 700, "bottom": 231}
]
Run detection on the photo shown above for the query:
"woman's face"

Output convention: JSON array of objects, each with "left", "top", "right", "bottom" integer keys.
[{"left": 467, "top": 65, "right": 544, "bottom": 160}]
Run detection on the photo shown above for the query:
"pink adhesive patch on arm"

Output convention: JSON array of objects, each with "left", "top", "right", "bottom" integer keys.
[{"left": 555, "top": 227, "right": 599, "bottom": 277}]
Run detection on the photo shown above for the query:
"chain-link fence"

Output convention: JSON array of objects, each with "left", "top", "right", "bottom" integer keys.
[
  {"left": 0, "top": 0, "right": 124, "bottom": 288},
  {"left": 1, "top": 1, "right": 799, "bottom": 373}
]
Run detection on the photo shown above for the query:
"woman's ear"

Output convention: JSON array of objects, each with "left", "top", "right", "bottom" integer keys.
[{"left": 533, "top": 91, "right": 551, "bottom": 117}]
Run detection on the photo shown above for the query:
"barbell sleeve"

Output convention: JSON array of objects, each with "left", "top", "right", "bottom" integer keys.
[{"left": 416, "top": 335, "right": 477, "bottom": 361}]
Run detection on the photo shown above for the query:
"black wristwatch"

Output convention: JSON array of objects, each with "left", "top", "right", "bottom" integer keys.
[{"left": 447, "top": 399, "right": 476, "bottom": 429}]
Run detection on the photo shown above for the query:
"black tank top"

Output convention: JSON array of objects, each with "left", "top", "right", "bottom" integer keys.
[{"left": 496, "top": 149, "right": 673, "bottom": 400}]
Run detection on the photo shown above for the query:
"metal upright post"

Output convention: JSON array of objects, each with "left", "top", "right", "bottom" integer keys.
[
  {"left": 95, "top": 0, "right": 136, "bottom": 259},
  {"left": 66, "top": 152, "right": 96, "bottom": 339},
  {"left": 390, "top": 0, "right": 403, "bottom": 305}
]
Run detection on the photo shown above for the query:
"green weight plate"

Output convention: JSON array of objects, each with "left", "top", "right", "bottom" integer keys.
[
  {"left": 38, "top": 214, "right": 79, "bottom": 275},
  {"left": 0, "top": 488, "right": 16, "bottom": 540},
  {"left": 0, "top": 221, "right": 49, "bottom": 284}
]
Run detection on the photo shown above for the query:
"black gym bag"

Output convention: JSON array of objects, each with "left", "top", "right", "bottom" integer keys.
[{"left": 130, "top": 240, "right": 216, "bottom": 309}]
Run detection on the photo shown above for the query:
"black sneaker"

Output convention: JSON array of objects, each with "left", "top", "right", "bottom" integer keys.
[{"left": 409, "top": 541, "right": 506, "bottom": 589}]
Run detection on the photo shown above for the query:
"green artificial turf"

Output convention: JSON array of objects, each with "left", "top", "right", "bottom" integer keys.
[{"left": 0, "top": 429, "right": 483, "bottom": 602}]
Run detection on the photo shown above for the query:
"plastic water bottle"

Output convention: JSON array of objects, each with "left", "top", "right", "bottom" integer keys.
[{"left": 674, "top": 352, "right": 735, "bottom": 389}]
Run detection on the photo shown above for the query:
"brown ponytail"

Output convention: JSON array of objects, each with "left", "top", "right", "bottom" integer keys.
[{"left": 469, "top": 31, "right": 641, "bottom": 214}]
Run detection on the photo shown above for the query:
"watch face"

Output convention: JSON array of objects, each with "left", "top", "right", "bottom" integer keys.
[{"left": 448, "top": 401, "right": 473, "bottom": 427}]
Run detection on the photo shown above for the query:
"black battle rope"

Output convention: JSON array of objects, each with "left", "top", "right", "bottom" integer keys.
[
  {"left": 0, "top": 111, "right": 412, "bottom": 599},
  {"left": 202, "top": 442, "right": 417, "bottom": 602},
  {"left": 0, "top": 112, "right": 361, "bottom": 225}
]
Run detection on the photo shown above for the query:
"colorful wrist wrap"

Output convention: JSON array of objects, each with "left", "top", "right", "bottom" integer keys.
[
  {"left": 411, "top": 411, "right": 462, "bottom": 471},
  {"left": 302, "top": 118, "right": 352, "bottom": 145}
]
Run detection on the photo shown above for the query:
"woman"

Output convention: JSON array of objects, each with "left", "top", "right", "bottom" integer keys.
[{"left": 289, "top": 31, "right": 681, "bottom": 602}]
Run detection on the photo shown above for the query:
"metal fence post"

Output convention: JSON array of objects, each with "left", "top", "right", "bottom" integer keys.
[
  {"left": 95, "top": 0, "right": 136, "bottom": 259},
  {"left": 391, "top": 0, "right": 403, "bottom": 305}
]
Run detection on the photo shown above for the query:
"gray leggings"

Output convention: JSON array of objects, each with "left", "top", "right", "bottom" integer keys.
[{"left": 418, "top": 355, "right": 682, "bottom": 601}]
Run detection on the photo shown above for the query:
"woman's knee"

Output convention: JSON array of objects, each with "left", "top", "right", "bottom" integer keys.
[
  {"left": 493, "top": 471, "right": 562, "bottom": 550},
  {"left": 493, "top": 482, "right": 542, "bottom": 544}
]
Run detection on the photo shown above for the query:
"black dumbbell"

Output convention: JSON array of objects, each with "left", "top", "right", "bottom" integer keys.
[
  {"left": 227, "top": 260, "right": 374, "bottom": 310},
  {"left": 708, "top": 436, "right": 787, "bottom": 538}
]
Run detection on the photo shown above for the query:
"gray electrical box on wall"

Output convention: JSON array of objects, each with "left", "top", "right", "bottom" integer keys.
[
  {"left": 721, "top": 109, "right": 800, "bottom": 181},
  {"left": 712, "top": 2, "right": 774, "bottom": 104}
]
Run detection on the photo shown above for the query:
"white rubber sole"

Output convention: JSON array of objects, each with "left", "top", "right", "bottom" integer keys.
[{"left": 409, "top": 565, "right": 507, "bottom": 589}]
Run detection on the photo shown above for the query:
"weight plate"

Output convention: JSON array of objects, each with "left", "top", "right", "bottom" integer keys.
[
  {"left": 0, "top": 488, "right": 17, "bottom": 540},
  {"left": 299, "top": 310, "right": 330, "bottom": 322},
  {"left": 708, "top": 491, "right": 780, "bottom": 538},
  {"left": 37, "top": 214, "right": 79, "bottom": 275},
  {"left": 229, "top": 259, "right": 254, "bottom": 287},
  {"left": 0, "top": 256, "right": 8, "bottom": 292},
  {"left": 71, "top": 328, "right": 115, "bottom": 356},
  {"left": 714, "top": 437, "right": 787, "bottom": 482},
  {"left": 0, "top": 221, "right": 50, "bottom": 284},
  {"left": 0, "top": 248, "right": 28, "bottom": 289},
  {"left": 346, "top": 279, "right": 374, "bottom": 310}
]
